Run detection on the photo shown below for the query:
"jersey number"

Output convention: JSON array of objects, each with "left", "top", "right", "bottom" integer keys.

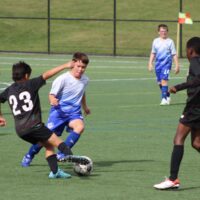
[{"left": 9, "top": 91, "right": 33, "bottom": 116}]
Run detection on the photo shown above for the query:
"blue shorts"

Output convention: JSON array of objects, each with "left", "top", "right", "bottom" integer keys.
[
  {"left": 46, "top": 110, "right": 83, "bottom": 136},
  {"left": 155, "top": 67, "right": 170, "bottom": 83}
]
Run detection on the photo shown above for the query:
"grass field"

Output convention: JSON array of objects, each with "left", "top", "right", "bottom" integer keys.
[{"left": 0, "top": 53, "right": 200, "bottom": 200}]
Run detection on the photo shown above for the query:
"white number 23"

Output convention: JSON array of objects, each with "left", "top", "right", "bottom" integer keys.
[{"left": 9, "top": 91, "right": 33, "bottom": 116}]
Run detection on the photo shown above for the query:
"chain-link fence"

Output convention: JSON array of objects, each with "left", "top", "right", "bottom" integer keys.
[{"left": 0, "top": 0, "right": 199, "bottom": 56}]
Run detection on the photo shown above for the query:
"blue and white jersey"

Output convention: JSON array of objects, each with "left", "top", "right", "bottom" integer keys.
[
  {"left": 49, "top": 71, "right": 89, "bottom": 117},
  {"left": 151, "top": 37, "right": 176, "bottom": 70}
]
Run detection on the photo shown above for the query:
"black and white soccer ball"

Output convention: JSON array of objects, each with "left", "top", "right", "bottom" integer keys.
[{"left": 73, "top": 156, "right": 93, "bottom": 176}]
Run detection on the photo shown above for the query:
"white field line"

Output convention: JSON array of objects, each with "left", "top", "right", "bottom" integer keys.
[{"left": 0, "top": 76, "right": 186, "bottom": 91}]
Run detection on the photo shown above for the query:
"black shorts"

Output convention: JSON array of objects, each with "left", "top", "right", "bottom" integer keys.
[
  {"left": 179, "top": 107, "right": 200, "bottom": 129},
  {"left": 20, "top": 123, "right": 53, "bottom": 144}
]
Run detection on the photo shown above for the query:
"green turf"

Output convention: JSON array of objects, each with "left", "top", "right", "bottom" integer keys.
[
  {"left": 0, "top": 0, "right": 199, "bottom": 55},
  {"left": 0, "top": 53, "right": 200, "bottom": 200}
]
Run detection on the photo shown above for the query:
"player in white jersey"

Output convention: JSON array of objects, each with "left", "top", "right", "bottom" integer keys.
[
  {"left": 148, "top": 24, "right": 179, "bottom": 105},
  {"left": 21, "top": 52, "right": 91, "bottom": 167}
]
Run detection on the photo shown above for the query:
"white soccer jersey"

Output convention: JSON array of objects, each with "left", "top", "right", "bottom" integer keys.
[
  {"left": 49, "top": 71, "right": 89, "bottom": 115},
  {"left": 151, "top": 37, "right": 176, "bottom": 70}
]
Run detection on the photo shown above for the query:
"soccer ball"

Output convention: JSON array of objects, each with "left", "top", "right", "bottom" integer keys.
[{"left": 74, "top": 156, "right": 93, "bottom": 176}]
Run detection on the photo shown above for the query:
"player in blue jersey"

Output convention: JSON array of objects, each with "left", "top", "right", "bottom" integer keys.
[
  {"left": 148, "top": 24, "right": 180, "bottom": 105},
  {"left": 21, "top": 52, "right": 91, "bottom": 167}
]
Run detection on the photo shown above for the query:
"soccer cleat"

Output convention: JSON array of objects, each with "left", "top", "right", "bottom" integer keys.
[
  {"left": 153, "top": 178, "right": 180, "bottom": 190},
  {"left": 160, "top": 98, "right": 169, "bottom": 106},
  {"left": 61, "top": 155, "right": 91, "bottom": 165},
  {"left": 56, "top": 153, "right": 66, "bottom": 162},
  {"left": 21, "top": 153, "right": 33, "bottom": 167},
  {"left": 49, "top": 168, "right": 71, "bottom": 179},
  {"left": 167, "top": 97, "right": 171, "bottom": 105}
]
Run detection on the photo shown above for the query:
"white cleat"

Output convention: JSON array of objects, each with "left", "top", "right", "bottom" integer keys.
[
  {"left": 167, "top": 97, "right": 171, "bottom": 105},
  {"left": 160, "top": 98, "right": 169, "bottom": 106},
  {"left": 153, "top": 178, "right": 180, "bottom": 190}
]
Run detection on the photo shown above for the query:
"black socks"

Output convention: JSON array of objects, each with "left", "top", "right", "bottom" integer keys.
[
  {"left": 46, "top": 154, "right": 58, "bottom": 174},
  {"left": 169, "top": 145, "right": 184, "bottom": 181},
  {"left": 58, "top": 142, "right": 73, "bottom": 155}
]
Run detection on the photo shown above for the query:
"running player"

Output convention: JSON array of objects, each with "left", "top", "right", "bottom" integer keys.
[{"left": 21, "top": 52, "right": 91, "bottom": 167}]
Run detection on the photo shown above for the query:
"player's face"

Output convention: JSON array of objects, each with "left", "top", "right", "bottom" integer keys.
[
  {"left": 71, "top": 60, "right": 87, "bottom": 79},
  {"left": 158, "top": 27, "right": 168, "bottom": 39}
]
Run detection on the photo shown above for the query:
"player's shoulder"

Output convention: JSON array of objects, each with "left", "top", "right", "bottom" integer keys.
[{"left": 81, "top": 74, "right": 89, "bottom": 82}]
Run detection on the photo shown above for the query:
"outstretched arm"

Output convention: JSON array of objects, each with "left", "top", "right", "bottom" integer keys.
[
  {"left": 42, "top": 61, "right": 74, "bottom": 80},
  {"left": 169, "top": 76, "right": 200, "bottom": 93}
]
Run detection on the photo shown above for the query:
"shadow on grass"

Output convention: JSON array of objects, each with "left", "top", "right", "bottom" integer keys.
[
  {"left": 0, "top": 133, "right": 10, "bottom": 136},
  {"left": 155, "top": 186, "right": 200, "bottom": 192},
  {"left": 169, "top": 102, "right": 185, "bottom": 106},
  {"left": 95, "top": 159, "right": 155, "bottom": 167}
]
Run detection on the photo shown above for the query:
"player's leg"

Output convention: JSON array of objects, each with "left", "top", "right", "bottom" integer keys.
[
  {"left": 160, "top": 68, "right": 170, "bottom": 105},
  {"left": 47, "top": 133, "right": 90, "bottom": 164},
  {"left": 56, "top": 116, "right": 84, "bottom": 161},
  {"left": 66, "top": 118, "right": 84, "bottom": 148},
  {"left": 154, "top": 123, "right": 190, "bottom": 189},
  {"left": 21, "top": 143, "right": 43, "bottom": 167},
  {"left": 191, "top": 128, "right": 200, "bottom": 152},
  {"left": 40, "top": 140, "right": 71, "bottom": 179}
]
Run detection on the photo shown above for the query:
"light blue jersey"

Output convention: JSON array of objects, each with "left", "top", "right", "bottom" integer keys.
[
  {"left": 49, "top": 71, "right": 89, "bottom": 117},
  {"left": 151, "top": 37, "right": 176, "bottom": 70},
  {"left": 151, "top": 37, "right": 176, "bottom": 82}
]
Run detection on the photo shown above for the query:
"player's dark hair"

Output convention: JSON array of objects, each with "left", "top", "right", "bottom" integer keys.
[
  {"left": 72, "top": 52, "right": 89, "bottom": 65},
  {"left": 158, "top": 24, "right": 168, "bottom": 31},
  {"left": 186, "top": 37, "right": 200, "bottom": 55},
  {"left": 12, "top": 61, "right": 32, "bottom": 81}
]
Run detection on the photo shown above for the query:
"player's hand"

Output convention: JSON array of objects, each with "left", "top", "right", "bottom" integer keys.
[
  {"left": 169, "top": 86, "right": 177, "bottom": 94},
  {"left": 49, "top": 94, "right": 59, "bottom": 106},
  {"left": 174, "top": 66, "right": 180, "bottom": 74},
  {"left": 83, "top": 107, "right": 91, "bottom": 116},
  {"left": 66, "top": 61, "right": 75, "bottom": 69},
  {"left": 148, "top": 63, "right": 153, "bottom": 72},
  {"left": 0, "top": 117, "right": 6, "bottom": 127}
]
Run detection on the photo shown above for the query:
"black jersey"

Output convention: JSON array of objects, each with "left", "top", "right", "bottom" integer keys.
[
  {"left": 0, "top": 76, "right": 46, "bottom": 136},
  {"left": 175, "top": 57, "right": 200, "bottom": 109}
]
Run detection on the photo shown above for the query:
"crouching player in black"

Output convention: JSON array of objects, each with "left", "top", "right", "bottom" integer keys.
[
  {"left": 0, "top": 61, "right": 89, "bottom": 179},
  {"left": 154, "top": 37, "right": 200, "bottom": 189}
]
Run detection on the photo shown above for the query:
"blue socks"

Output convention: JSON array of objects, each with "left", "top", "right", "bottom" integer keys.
[
  {"left": 161, "top": 85, "right": 168, "bottom": 99},
  {"left": 65, "top": 131, "right": 80, "bottom": 148},
  {"left": 28, "top": 143, "right": 42, "bottom": 158}
]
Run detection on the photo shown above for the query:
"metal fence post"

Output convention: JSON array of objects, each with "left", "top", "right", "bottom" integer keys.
[
  {"left": 113, "top": 0, "right": 117, "bottom": 56},
  {"left": 47, "top": 0, "right": 51, "bottom": 54}
]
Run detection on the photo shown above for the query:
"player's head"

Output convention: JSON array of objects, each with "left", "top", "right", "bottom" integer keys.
[
  {"left": 71, "top": 52, "right": 89, "bottom": 79},
  {"left": 157, "top": 24, "right": 168, "bottom": 39},
  {"left": 12, "top": 61, "right": 32, "bottom": 82},
  {"left": 72, "top": 52, "right": 89, "bottom": 65},
  {"left": 186, "top": 37, "right": 200, "bottom": 60}
]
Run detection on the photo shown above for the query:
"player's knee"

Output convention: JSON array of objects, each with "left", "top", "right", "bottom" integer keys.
[
  {"left": 192, "top": 141, "right": 200, "bottom": 151},
  {"left": 74, "top": 125, "right": 84, "bottom": 134}
]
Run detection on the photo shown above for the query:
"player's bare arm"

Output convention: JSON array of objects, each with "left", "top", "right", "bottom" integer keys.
[
  {"left": 42, "top": 61, "right": 75, "bottom": 80},
  {"left": 81, "top": 93, "right": 91, "bottom": 116},
  {"left": 148, "top": 53, "right": 155, "bottom": 72},
  {"left": 173, "top": 55, "right": 180, "bottom": 74}
]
